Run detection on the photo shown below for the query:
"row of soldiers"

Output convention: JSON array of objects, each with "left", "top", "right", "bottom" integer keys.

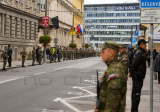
[
  {"left": 1, "top": 46, "right": 101, "bottom": 70},
  {"left": 49, "top": 47, "right": 100, "bottom": 63}
]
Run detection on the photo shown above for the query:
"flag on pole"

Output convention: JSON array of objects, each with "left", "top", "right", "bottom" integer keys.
[{"left": 77, "top": 24, "right": 83, "bottom": 34}]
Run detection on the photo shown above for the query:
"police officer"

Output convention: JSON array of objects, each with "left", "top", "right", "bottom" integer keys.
[
  {"left": 130, "top": 39, "right": 147, "bottom": 112},
  {"left": 95, "top": 41, "right": 127, "bottom": 112},
  {"left": 32, "top": 47, "right": 36, "bottom": 66},
  {"left": 7, "top": 44, "right": 12, "bottom": 67},
  {"left": 21, "top": 47, "right": 26, "bottom": 67},
  {"left": 119, "top": 44, "right": 129, "bottom": 77},
  {"left": 1, "top": 46, "right": 8, "bottom": 70},
  {"left": 50, "top": 47, "right": 53, "bottom": 63}
]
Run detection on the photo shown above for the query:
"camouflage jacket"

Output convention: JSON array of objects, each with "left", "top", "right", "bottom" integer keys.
[
  {"left": 98, "top": 58, "right": 127, "bottom": 112},
  {"left": 32, "top": 49, "right": 36, "bottom": 58},
  {"left": 21, "top": 50, "right": 26, "bottom": 58},
  {"left": 119, "top": 52, "right": 129, "bottom": 75},
  {"left": 50, "top": 49, "right": 53, "bottom": 55},
  {"left": 2, "top": 50, "right": 8, "bottom": 59}
]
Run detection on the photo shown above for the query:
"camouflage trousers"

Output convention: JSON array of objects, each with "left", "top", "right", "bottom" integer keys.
[
  {"left": 32, "top": 57, "right": 36, "bottom": 65},
  {"left": 3, "top": 59, "right": 7, "bottom": 69}
]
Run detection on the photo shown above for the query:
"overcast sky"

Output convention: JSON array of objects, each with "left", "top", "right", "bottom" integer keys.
[{"left": 84, "top": 0, "right": 139, "bottom": 4}]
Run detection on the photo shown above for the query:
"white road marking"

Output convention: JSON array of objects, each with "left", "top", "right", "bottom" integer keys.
[
  {"left": 73, "top": 86, "right": 95, "bottom": 95},
  {"left": 54, "top": 98, "right": 81, "bottom": 112},
  {"left": 34, "top": 72, "right": 46, "bottom": 76},
  {"left": 0, "top": 72, "right": 46, "bottom": 85},
  {"left": 0, "top": 78, "right": 19, "bottom": 84},
  {"left": 67, "top": 92, "right": 83, "bottom": 96},
  {"left": 66, "top": 100, "right": 95, "bottom": 105}
]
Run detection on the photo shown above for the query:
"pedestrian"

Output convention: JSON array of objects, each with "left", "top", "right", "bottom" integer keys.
[
  {"left": 38, "top": 47, "right": 42, "bottom": 65},
  {"left": 153, "top": 49, "right": 158, "bottom": 61},
  {"left": 63, "top": 47, "right": 66, "bottom": 61},
  {"left": 95, "top": 41, "right": 127, "bottom": 112},
  {"left": 20, "top": 47, "right": 26, "bottom": 67},
  {"left": 146, "top": 49, "right": 150, "bottom": 67},
  {"left": 130, "top": 39, "right": 148, "bottom": 112},
  {"left": 46, "top": 48, "right": 50, "bottom": 60},
  {"left": 32, "top": 47, "right": 36, "bottom": 66},
  {"left": 50, "top": 47, "right": 53, "bottom": 63},
  {"left": 1, "top": 46, "right": 8, "bottom": 70},
  {"left": 154, "top": 53, "right": 160, "bottom": 84},
  {"left": 54, "top": 47, "right": 57, "bottom": 62},
  {"left": 128, "top": 46, "right": 134, "bottom": 75},
  {"left": 119, "top": 44, "right": 129, "bottom": 77},
  {"left": 36, "top": 46, "right": 40, "bottom": 62},
  {"left": 7, "top": 44, "right": 12, "bottom": 67}
]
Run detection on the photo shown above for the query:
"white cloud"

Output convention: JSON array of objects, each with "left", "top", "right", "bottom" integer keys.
[{"left": 84, "top": 0, "right": 139, "bottom": 4}]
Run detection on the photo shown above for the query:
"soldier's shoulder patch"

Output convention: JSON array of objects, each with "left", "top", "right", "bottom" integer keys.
[
  {"left": 122, "top": 58, "right": 126, "bottom": 61},
  {"left": 108, "top": 74, "right": 116, "bottom": 79}
]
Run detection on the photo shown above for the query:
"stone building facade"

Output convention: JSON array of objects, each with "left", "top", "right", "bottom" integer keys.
[
  {"left": 0, "top": 0, "right": 40, "bottom": 61},
  {"left": 38, "top": 0, "right": 73, "bottom": 48},
  {"left": 38, "top": 0, "right": 84, "bottom": 49}
]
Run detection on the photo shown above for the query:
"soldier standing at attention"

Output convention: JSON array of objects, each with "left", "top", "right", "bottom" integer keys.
[
  {"left": 119, "top": 44, "right": 129, "bottom": 78},
  {"left": 38, "top": 47, "right": 42, "bottom": 65},
  {"left": 32, "top": 47, "right": 36, "bottom": 66},
  {"left": 1, "top": 46, "right": 8, "bottom": 70},
  {"left": 50, "top": 47, "right": 53, "bottom": 63},
  {"left": 21, "top": 47, "right": 26, "bottom": 67},
  {"left": 62, "top": 47, "right": 66, "bottom": 61},
  {"left": 95, "top": 41, "right": 127, "bottom": 112}
]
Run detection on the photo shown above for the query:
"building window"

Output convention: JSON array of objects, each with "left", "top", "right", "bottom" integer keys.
[
  {"left": 20, "top": 19, "right": 22, "bottom": 37},
  {"left": 34, "top": 23, "right": 36, "bottom": 40},
  {"left": 15, "top": 17, "right": 17, "bottom": 38},
  {"left": 10, "top": 16, "right": 12, "bottom": 37},
  {"left": 4, "top": 14, "right": 6, "bottom": 37},
  {"left": 25, "top": 20, "right": 27, "bottom": 39},
  {"left": 0, "top": 14, "right": 2, "bottom": 36},
  {"left": 41, "top": 0, "right": 45, "bottom": 10},
  {"left": 29, "top": 21, "right": 31, "bottom": 39}
]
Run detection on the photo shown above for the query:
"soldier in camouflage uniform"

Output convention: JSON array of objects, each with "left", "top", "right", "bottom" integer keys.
[
  {"left": 62, "top": 47, "right": 66, "bottom": 61},
  {"left": 96, "top": 41, "right": 127, "bottom": 112},
  {"left": 1, "top": 46, "right": 8, "bottom": 70},
  {"left": 38, "top": 47, "right": 42, "bottom": 65},
  {"left": 20, "top": 47, "right": 26, "bottom": 67},
  {"left": 119, "top": 44, "right": 129, "bottom": 78},
  {"left": 32, "top": 47, "right": 36, "bottom": 66},
  {"left": 50, "top": 47, "right": 53, "bottom": 63}
]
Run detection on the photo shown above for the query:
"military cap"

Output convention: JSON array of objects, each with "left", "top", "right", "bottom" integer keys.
[
  {"left": 119, "top": 44, "right": 126, "bottom": 48},
  {"left": 102, "top": 41, "right": 120, "bottom": 51},
  {"left": 138, "top": 39, "right": 148, "bottom": 45}
]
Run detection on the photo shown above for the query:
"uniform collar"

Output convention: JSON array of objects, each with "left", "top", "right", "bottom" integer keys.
[{"left": 106, "top": 57, "right": 118, "bottom": 66}]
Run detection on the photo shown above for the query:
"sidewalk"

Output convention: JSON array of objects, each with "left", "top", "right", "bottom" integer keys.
[
  {"left": 0, "top": 60, "right": 49, "bottom": 70},
  {"left": 126, "top": 68, "right": 160, "bottom": 112}
]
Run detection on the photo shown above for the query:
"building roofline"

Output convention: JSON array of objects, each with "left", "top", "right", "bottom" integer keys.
[{"left": 84, "top": 2, "right": 139, "bottom": 7}]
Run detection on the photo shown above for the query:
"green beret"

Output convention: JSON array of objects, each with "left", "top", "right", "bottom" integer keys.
[
  {"left": 102, "top": 41, "right": 120, "bottom": 51},
  {"left": 119, "top": 44, "right": 126, "bottom": 48}
]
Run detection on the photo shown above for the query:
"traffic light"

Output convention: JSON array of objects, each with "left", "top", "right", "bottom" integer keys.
[{"left": 51, "top": 16, "right": 59, "bottom": 30}]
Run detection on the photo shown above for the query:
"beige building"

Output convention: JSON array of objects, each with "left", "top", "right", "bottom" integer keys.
[
  {"left": 145, "top": 24, "right": 160, "bottom": 52},
  {"left": 0, "top": 0, "right": 40, "bottom": 61},
  {"left": 38, "top": 0, "right": 73, "bottom": 48}
]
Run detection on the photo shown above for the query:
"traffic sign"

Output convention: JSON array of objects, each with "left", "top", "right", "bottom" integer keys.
[
  {"left": 132, "top": 38, "right": 136, "bottom": 44},
  {"left": 42, "top": 16, "right": 49, "bottom": 27},
  {"left": 135, "top": 30, "right": 139, "bottom": 36},
  {"left": 141, "top": 9, "right": 160, "bottom": 24},
  {"left": 140, "top": 0, "right": 160, "bottom": 8}
]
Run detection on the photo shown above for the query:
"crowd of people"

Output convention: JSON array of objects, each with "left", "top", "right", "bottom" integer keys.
[
  {"left": 1, "top": 45, "right": 101, "bottom": 70},
  {"left": 95, "top": 39, "right": 160, "bottom": 112}
]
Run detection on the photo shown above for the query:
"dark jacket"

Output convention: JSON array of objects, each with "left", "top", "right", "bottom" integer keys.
[
  {"left": 131, "top": 47, "right": 147, "bottom": 80},
  {"left": 153, "top": 50, "right": 158, "bottom": 60},
  {"left": 7, "top": 47, "right": 12, "bottom": 56},
  {"left": 154, "top": 53, "right": 160, "bottom": 72},
  {"left": 128, "top": 50, "right": 134, "bottom": 73},
  {"left": 46, "top": 49, "right": 50, "bottom": 55},
  {"left": 36, "top": 48, "right": 39, "bottom": 55}
]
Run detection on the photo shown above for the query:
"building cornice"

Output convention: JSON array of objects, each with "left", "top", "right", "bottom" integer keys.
[{"left": 0, "top": 3, "right": 41, "bottom": 19}]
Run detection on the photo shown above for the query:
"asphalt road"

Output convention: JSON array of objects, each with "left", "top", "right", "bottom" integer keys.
[{"left": 0, "top": 57, "right": 106, "bottom": 112}]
